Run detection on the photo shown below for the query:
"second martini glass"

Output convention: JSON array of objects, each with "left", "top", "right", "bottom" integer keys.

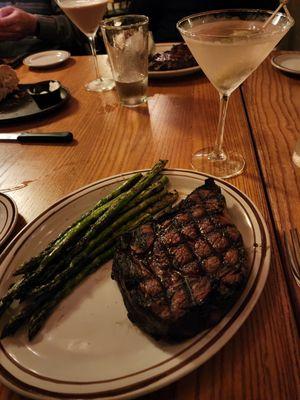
[
  {"left": 177, "top": 9, "right": 294, "bottom": 178},
  {"left": 56, "top": 0, "right": 114, "bottom": 92}
]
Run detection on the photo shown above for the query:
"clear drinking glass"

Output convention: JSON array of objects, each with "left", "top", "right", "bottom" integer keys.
[
  {"left": 55, "top": 0, "right": 114, "bottom": 92},
  {"left": 101, "top": 15, "right": 149, "bottom": 107},
  {"left": 177, "top": 9, "right": 294, "bottom": 178}
]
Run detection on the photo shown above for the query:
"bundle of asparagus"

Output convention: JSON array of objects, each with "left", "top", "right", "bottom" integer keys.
[{"left": 0, "top": 160, "right": 178, "bottom": 340}]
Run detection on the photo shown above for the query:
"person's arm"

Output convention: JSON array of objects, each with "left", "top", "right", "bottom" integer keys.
[
  {"left": 36, "top": 0, "right": 81, "bottom": 47},
  {"left": 0, "top": 2, "right": 87, "bottom": 52}
]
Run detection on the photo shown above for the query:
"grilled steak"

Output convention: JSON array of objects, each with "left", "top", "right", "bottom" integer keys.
[
  {"left": 149, "top": 43, "right": 198, "bottom": 71},
  {"left": 112, "top": 178, "right": 248, "bottom": 340}
]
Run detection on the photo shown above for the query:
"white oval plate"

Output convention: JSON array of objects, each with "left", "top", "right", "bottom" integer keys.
[
  {"left": 23, "top": 50, "right": 71, "bottom": 68},
  {"left": 0, "top": 193, "right": 18, "bottom": 248},
  {"left": 0, "top": 169, "right": 270, "bottom": 400},
  {"left": 271, "top": 52, "right": 300, "bottom": 75},
  {"left": 149, "top": 43, "right": 201, "bottom": 79}
]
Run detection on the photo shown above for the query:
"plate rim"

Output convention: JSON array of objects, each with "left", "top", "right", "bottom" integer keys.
[
  {"left": 23, "top": 50, "right": 71, "bottom": 68},
  {"left": 149, "top": 42, "right": 201, "bottom": 78},
  {"left": 0, "top": 193, "right": 18, "bottom": 248},
  {"left": 0, "top": 168, "right": 270, "bottom": 399},
  {"left": 271, "top": 52, "right": 300, "bottom": 75}
]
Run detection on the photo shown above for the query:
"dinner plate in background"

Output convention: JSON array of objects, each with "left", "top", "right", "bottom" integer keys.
[
  {"left": 0, "top": 193, "right": 18, "bottom": 248},
  {"left": 271, "top": 52, "right": 300, "bottom": 75},
  {"left": 0, "top": 82, "right": 70, "bottom": 123},
  {"left": 0, "top": 169, "right": 270, "bottom": 400},
  {"left": 23, "top": 50, "right": 71, "bottom": 68},
  {"left": 149, "top": 43, "right": 201, "bottom": 79}
]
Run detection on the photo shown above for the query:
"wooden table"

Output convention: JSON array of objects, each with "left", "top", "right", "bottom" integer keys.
[{"left": 0, "top": 55, "right": 299, "bottom": 400}]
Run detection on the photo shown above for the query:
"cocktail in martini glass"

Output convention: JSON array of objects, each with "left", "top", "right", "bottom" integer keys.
[
  {"left": 56, "top": 0, "right": 114, "bottom": 92},
  {"left": 177, "top": 9, "right": 294, "bottom": 178}
]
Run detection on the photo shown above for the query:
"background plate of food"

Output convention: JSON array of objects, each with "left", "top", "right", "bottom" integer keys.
[
  {"left": 0, "top": 65, "right": 70, "bottom": 123},
  {"left": 149, "top": 43, "right": 202, "bottom": 78}
]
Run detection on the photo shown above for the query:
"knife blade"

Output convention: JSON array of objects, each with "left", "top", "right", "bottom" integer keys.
[{"left": 0, "top": 132, "right": 73, "bottom": 143}]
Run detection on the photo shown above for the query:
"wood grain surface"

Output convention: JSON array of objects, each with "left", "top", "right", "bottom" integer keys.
[
  {"left": 242, "top": 52, "right": 300, "bottom": 234},
  {"left": 242, "top": 53, "right": 300, "bottom": 334},
  {"left": 0, "top": 56, "right": 299, "bottom": 400}
]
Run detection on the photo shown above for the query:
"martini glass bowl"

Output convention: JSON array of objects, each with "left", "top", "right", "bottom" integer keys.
[{"left": 177, "top": 9, "right": 294, "bottom": 178}]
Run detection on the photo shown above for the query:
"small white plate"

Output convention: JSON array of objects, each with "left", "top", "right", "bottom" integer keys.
[
  {"left": 0, "top": 193, "right": 18, "bottom": 248},
  {"left": 149, "top": 43, "right": 201, "bottom": 79},
  {"left": 23, "top": 50, "right": 71, "bottom": 68},
  {"left": 271, "top": 52, "right": 300, "bottom": 75}
]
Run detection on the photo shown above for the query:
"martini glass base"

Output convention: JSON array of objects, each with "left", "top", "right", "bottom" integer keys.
[
  {"left": 85, "top": 78, "right": 115, "bottom": 92},
  {"left": 191, "top": 148, "right": 245, "bottom": 179}
]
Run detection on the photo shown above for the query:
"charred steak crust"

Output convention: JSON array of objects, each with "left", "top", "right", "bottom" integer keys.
[{"left": 112, "top": 178, "right": 248, "bottom": 340}]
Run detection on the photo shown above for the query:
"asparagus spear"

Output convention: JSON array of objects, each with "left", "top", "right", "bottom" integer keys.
[
  {"left": 14, "top": 173, "right": 143, "bottom": 276},
  {"left": 1, "top": 294, "right": 48, "bottom": 338},
  {"left": 87, "top": 191, "right": 178, "bottom": 258},
  {"left": 72, "top": 160, "right": 168, "bottom": 250},
  {"left": 122, "top": 175, "right": 168, "bottom": 212}
]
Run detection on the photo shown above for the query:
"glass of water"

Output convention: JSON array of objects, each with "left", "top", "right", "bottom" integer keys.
[{"left": 101, "top": 15, "right": 149, "bottom": 107}]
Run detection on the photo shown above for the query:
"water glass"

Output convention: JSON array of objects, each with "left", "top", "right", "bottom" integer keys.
[{"left": 101, "top": 15, "right": 149, "bottom": 107}]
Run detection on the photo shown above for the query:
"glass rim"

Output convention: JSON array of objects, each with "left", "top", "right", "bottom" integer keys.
[
  {"left": 177, "top": 8, "right": 294, "bottom": 38},
  {"left": 100, "top": 14, "right": 149, "bottom": 30}
]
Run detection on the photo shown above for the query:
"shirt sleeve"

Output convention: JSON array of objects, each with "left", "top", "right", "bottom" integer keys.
[{"left": 36, "top": 14, "right": 75, "bottom": 44}]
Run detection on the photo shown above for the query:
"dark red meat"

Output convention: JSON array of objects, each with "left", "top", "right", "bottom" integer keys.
[
  {"left": 149, "top": 43, "right": 198, "bottom": 71},
  {"left": 112, "top": 178, "right": 248, "bottom": 340}
]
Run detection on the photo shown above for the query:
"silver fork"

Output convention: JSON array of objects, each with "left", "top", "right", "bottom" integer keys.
[{"left": 284, "top": 228, "right": 300, "bottom": 287}]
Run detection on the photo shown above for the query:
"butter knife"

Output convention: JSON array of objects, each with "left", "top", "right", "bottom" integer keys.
[{"left": 0, "top": 132, "right": 73, "bottom": 143}]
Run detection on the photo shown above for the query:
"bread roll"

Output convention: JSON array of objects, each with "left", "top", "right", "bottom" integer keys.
[{"left": 0, "top": 65, "right": 19, "bottom": 102}]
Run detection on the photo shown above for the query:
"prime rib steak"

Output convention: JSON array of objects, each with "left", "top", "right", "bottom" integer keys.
[{"left": 112, "top": 178, "right": 248, "bottom": 340}]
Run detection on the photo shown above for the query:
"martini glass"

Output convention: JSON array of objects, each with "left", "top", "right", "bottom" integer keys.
[
  {"left": 56, "top": 0, "right": 114, "bottom": 92},
  {"left": 177, "top": 9, "right": 294, "bottom": 178}
]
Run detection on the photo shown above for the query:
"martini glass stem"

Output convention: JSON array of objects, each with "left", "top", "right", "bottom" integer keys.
[
  {"left": 213, "top": 93, "right": 229, "bottom": 160},
  {"left": 88, "top": 35, "right": 102, "bottom": 82}
]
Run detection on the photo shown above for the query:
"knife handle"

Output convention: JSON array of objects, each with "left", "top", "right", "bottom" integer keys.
[{"left": 18, "top": 132, "right": 73, "bottom": 143}]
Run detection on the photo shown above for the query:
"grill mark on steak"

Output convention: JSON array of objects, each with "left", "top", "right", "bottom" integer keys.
[{"left": 113, "top": 178, "right": 248, "bottom": 340}]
